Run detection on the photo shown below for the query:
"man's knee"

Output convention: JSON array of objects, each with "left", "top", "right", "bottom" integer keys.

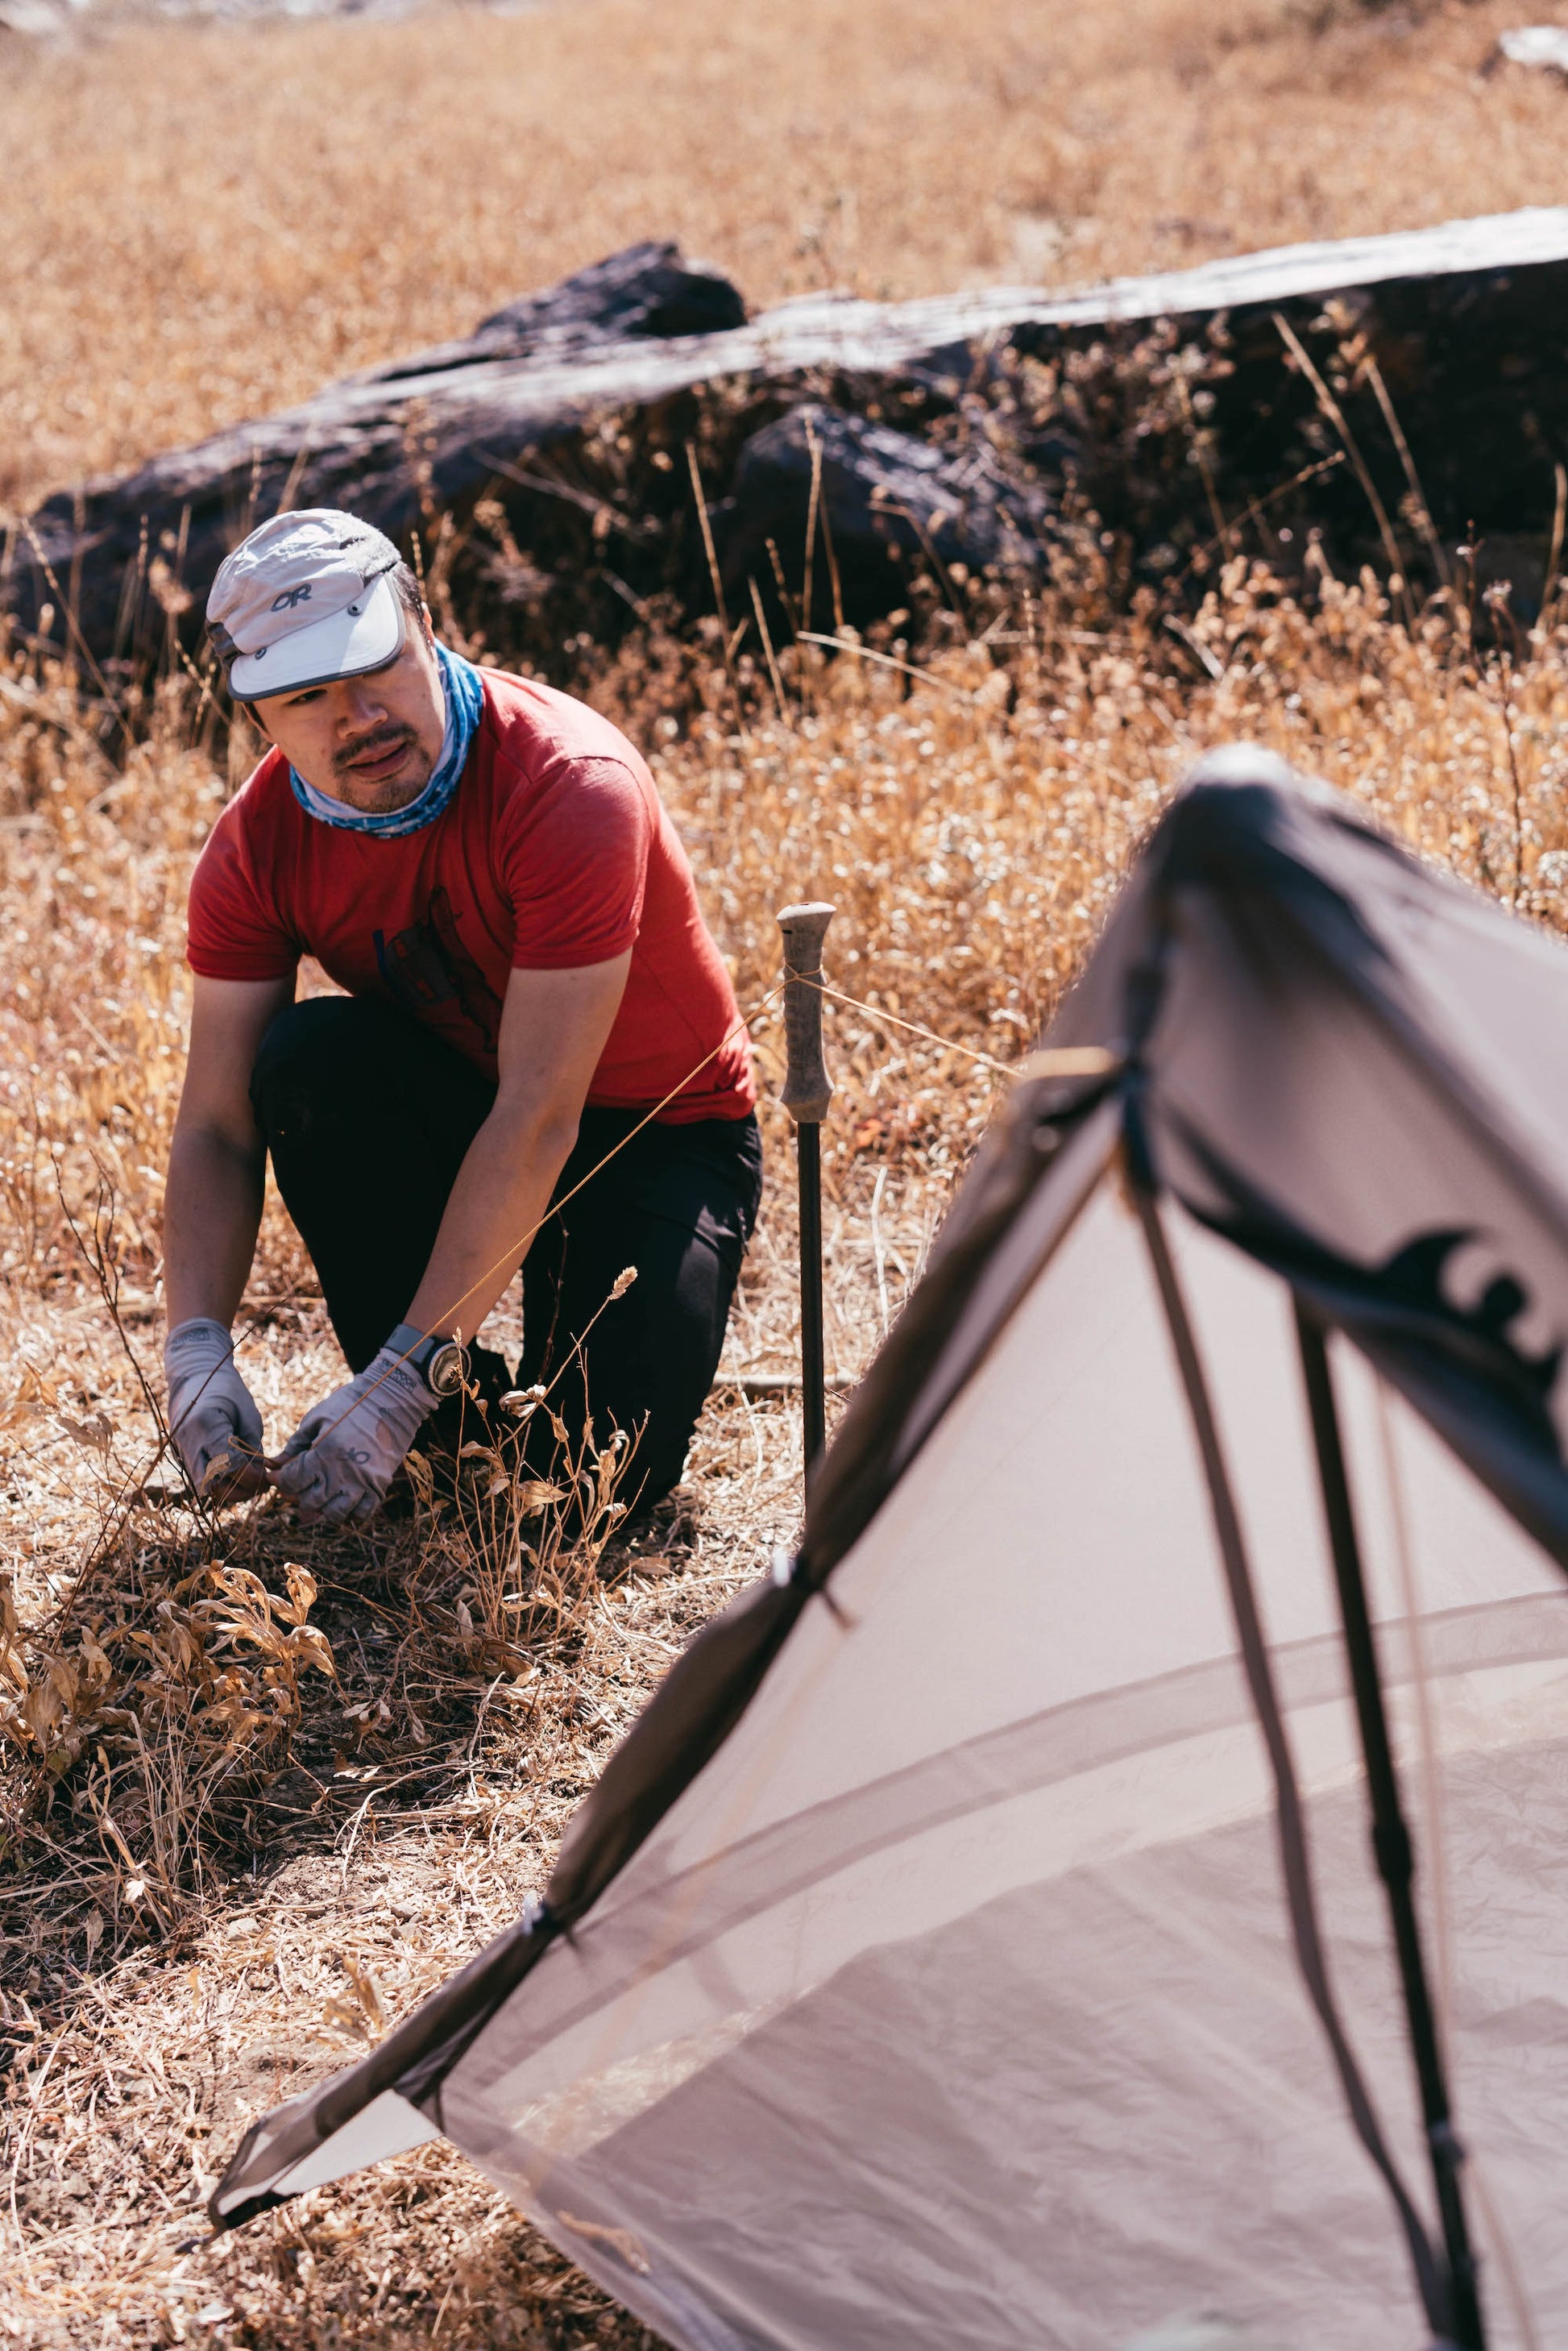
[{"left": 249, "top": 995, "right": 394, "bottom": 1137}]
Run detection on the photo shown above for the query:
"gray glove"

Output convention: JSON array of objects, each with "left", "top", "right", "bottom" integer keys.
[
  {"left": 164, "top": 1319, "right": 267, "bottom": 1502},
  {"left": 272, "top": 1331, "right": 436, "bottom": 1526}
]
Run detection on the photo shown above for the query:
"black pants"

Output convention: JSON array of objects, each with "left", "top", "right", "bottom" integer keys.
[{"left": 250, "top": 997, "right": 763, "bottom": 1514}]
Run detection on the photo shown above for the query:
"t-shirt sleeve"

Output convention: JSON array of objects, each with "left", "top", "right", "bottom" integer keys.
[
  {"left": 500, "top": 754, "right": 653, "bottom": 969},
  {"left": 186, "top": 802, "right": 301, "bottom": 982}
]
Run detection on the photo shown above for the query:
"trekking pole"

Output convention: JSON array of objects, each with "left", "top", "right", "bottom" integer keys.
[{"left": 778, "top": 902, "right": 836, "bottom": 1502}]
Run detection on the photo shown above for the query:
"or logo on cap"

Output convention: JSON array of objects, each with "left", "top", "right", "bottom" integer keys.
[{"left": 205, "top": 507, "right": 402, "bottom": 690}]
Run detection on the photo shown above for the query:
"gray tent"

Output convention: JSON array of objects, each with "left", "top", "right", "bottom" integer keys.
[{"left": 211, "top": 750, "right": 1568, "bottom": 2350}]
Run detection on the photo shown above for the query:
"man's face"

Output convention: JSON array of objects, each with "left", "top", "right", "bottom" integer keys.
[{"left": 251, "top": 604, "right": 445, "bottom": 812}]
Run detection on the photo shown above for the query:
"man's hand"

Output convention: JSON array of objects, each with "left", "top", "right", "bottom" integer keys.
[
  {"left": 164, "top": 1319, "right": 268, "bottom": 1503},
  {"left": 272, "top": 1340, "right": 435, "bottom": 1526}
]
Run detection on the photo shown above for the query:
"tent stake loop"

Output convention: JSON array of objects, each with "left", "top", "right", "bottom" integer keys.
[{"left": 1293, "top": 1302, "right": 1487, "bottom": 2351}]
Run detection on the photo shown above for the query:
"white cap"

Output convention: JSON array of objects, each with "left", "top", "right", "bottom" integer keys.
[{"left": 207, "top": 509, "right": 407, "bottom": 702}]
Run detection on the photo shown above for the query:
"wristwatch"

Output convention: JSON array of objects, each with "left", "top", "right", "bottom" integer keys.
[{"left": 400, "top": 1329, "right": 470, "bottom": 1399}]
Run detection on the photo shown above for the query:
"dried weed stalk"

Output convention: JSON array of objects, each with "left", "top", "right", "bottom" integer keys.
[{"left": 6, "top": 545, "right": 1568, "bottom": 2341}]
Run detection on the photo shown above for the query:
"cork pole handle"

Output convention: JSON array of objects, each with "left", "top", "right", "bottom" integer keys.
[{"left": 778, "top": 902, "right": 836, "bottom": 1124}]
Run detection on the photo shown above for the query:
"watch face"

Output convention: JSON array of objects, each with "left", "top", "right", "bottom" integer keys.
[{"left": 427, "top": 1341, "right": 467, "bottom": 1398}]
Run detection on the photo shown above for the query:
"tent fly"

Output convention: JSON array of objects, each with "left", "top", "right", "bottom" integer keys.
[{"left": 210, "top": 748, "right": 1568, "bottom": 2350}]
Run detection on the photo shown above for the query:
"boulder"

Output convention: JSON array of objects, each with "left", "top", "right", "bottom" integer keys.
[
  {"left": 355, "top": 239, "right": 749, "bottom": 386},
  {"left": 10, "top": 208, "right": 1568, "bottom": 689},
  {"left": 719, "top": 403, "right": 1054, "bottom": 621}
]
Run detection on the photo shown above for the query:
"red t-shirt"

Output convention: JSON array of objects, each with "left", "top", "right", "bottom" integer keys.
[{"left": 186, "top": 669, "right": 755, "bottom": 1124}]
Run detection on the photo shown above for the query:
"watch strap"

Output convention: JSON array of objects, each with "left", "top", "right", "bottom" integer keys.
[{"left": 386, "top": 1323, "right": 468, "bottom": 1394}]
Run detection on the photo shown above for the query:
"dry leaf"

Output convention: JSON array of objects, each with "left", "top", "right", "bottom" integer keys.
[
  {"left": 340, "top": 1954, "right": 385, "bottom": 2032},
  {"left": 517, "top": 1480, "right": 566, "bottom": 1513},
  {"left": 320, "top": 1996, "right": 371, "bottom": 2042},
  {"left": 57, "top": 1409, "right": 112, "bottom": 1460},
  {"left": 280, "top": 1564, "right": 318, "bottom": 1626}
]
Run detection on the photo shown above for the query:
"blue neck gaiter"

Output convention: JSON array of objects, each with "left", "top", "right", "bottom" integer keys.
[{"left": 288, "top": 640, "right": 484, "bottom": 838}]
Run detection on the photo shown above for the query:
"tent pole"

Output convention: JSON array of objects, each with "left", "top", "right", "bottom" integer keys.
[
  {"left": 777, "top": 903, "right": 836, "bottom": 1501},
  {"left": 1292, "top": 1302, "right": 1486, "bottom": 2351}
]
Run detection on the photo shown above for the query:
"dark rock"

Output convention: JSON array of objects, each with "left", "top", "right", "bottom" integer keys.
[
  {"left": 719, "top": 403, "right": 1052, "bottom": 623},
  {"left": 355, "top": 239, "right": 749, "bottom": 388},
  {"left": 471, "top": 239, "right": 748, "bottom": 355},
  {"left": 11, "top": 209, "right": 1568, "bottom": 688},
  {"left": 998, "top": 207, "right": 1568, "bottom": 609}
]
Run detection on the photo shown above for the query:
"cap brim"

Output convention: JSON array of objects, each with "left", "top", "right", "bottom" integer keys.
[{"left": 228, "top": 572, "right": 404, "bottom": 703}]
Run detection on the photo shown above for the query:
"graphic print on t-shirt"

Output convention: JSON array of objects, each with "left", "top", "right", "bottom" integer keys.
[{"left": 373, "top": 886, "right": 505, "bottom": 1057}]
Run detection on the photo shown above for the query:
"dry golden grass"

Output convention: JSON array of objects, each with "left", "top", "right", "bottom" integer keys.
[
  {"left": 7, "top": 558, "right": 1568, "bottom": 2344},
  {"left": 7, "top": 0, "right": 1568, "bottom": 510},
  {"left": 8, "top": 0, "right": 1568, "bottom": 2340}
]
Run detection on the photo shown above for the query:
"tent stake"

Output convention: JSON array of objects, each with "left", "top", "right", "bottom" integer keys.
[
  {"left": 1293, "top": 1302, "right": 1487, "bottom": 2351},
  {"left": 777, "top": 903, "right": 836, "bottom": 1499}
]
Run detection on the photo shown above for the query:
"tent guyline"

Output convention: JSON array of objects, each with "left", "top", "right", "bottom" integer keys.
[
  {"left": 167, "top": 977, "right": 786, "bottom": 1493},
  {"left": 328, "top": 961, "right": 1111, "bottom": 1447},
  {"left": 783, "top": 962, "right": 1122, "bottom": 1081},
  {"left": 211, "top": 746, "right": 1568, "bottom": 2350},
  {"left": 294, "top": 977, "right": 790, "bottom": 1456},
  {"left": 178, "top": 949, "right": 1101, "bottom": 1502}
]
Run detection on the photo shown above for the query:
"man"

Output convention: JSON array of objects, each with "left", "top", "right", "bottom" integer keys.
[{"left": 163, "top": 508, "right": 761, "bottom": 1528}]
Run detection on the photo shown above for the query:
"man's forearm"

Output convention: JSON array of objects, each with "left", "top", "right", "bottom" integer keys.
[
  {"left": 164, "top": 1126, "right": 267, "bottom": 1329},
  {"left": 404, "top": 1098, "right": 579, "bottom": 1344}
]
